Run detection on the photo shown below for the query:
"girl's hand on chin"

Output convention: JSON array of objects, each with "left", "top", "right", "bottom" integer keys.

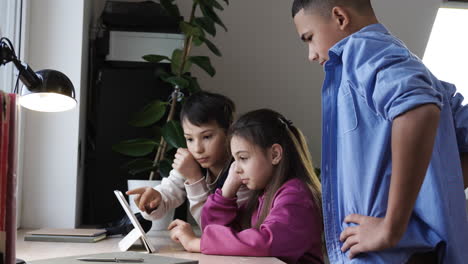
[{"left": 222, "top": 161, "right": 243, "bottom": 198}]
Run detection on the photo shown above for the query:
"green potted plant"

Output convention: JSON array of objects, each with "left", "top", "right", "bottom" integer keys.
[{"left": 112, "top": 0, "right": 229, "bottom": 232}]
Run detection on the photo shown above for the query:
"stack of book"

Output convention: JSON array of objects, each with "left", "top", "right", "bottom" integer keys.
[
  {"left": 24, "top": 228, "right": 107, "bottom": 243},
  {"left": 0, "top": 92, "right": 17, "bottom": 264}
]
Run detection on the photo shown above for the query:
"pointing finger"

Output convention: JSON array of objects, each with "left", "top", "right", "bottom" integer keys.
[{"left": 126, "top": 187, "right": 146, "bottom": 195}]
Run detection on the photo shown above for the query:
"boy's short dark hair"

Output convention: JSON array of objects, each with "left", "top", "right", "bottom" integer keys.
[
  {"left": 292, "top": 0, "right": 373, "bottom": 18},
  {"left": 180, "top": 91, "right": 235, "bottom": 131}
]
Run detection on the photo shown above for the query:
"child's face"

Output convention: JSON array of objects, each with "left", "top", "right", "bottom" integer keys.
[
  {"left": 230, "top": 136, "right": 275, "bottom": 190},
  {"left": 293, "top": 8, "right": 348, "bottom": 66},
  {"left": 182, "top": 119, "right": 228, "bottom": 170}
]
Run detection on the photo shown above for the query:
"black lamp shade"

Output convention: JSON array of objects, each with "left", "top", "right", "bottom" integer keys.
[{"left": 19, "top": 69, "right": 77, "bottom": 112}]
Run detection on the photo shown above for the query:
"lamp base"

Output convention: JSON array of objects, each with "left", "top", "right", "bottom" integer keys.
[{"left": 16, "top": 258, "right": 26, "bottom": 264}]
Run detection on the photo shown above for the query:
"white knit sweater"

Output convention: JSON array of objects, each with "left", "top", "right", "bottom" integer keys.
[{"left": 141, "top": 169, "right": 251, "bottom": 227}]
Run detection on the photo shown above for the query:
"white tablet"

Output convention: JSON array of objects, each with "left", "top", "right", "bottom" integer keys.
[{"left": 114, "top": 190, "right": 156, "bottom": 253}]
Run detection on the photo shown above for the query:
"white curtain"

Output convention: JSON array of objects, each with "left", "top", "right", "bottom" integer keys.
[{"left": 0, "top": 0, "right": 25, "bottom": 229}]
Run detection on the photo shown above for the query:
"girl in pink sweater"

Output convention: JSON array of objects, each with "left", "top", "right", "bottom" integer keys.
[{"left": 169, "top": 109, "right": 324, "bottom": 264}]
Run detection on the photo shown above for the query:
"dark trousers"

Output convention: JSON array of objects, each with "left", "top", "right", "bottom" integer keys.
[{"left": 406, "top": 251, "right": 438, "bottom": 264}]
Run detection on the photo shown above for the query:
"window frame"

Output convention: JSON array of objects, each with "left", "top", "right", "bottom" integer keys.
[{"left": 0, "top": 0, "right": 23, "bottom": 93}]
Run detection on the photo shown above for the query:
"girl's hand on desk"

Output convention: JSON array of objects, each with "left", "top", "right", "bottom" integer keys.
[
  {"left": 126, "top": 187, "right": 161, "bottom": 213},
  {"left": 168, "top": 219, "right": 201, "bottom": 253}
]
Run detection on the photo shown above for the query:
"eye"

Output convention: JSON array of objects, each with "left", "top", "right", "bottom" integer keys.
[
  {"left": 239, "top": 156, "right": 248, "bottom": 161},
  {"left": 203, "top": 134, "right": 213, "bottom": 140},
  {"left": 306, "top": 35, "right": 313, "bottom": 42},
  {"left": 185, "top": 138, "right": 193, "bottom": 142}
]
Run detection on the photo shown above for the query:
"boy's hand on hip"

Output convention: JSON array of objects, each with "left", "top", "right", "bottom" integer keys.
[
  {"left": 172, "top": 148, "right": 203, "bottom": 184},
  {"left": 222, "top": 162, "right": 242, "bottom": 198},
  {"left": 340, "top": 214, "right": 400, "bottom": 259}
]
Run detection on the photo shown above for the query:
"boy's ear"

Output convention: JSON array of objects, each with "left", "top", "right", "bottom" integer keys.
[
  {"left": 331, "top": 6, "right": 350, "bottom": 30},
  {"left": 270, "top": 144, "right": 283, "bottom": 165}
]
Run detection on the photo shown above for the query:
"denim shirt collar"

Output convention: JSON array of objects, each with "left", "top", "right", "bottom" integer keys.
[{"left": 328, "top": 23, "right": 389, "bottom": 60}]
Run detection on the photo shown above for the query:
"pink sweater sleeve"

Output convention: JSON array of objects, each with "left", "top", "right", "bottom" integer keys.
[
  {"left": 200, "top": 182, "right": 323, "bottom": 263},
  {"left": 201, "top": 189, "right": 239, "bottom": 231}
]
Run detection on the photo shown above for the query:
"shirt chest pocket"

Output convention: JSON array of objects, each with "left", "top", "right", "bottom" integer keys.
[{"left": 337, "top": 84, "right": 358, "bottom": 134}]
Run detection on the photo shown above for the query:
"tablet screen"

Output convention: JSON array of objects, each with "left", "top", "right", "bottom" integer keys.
[{"left": 114, "top": 190, "right": 156, "bottom": 253}]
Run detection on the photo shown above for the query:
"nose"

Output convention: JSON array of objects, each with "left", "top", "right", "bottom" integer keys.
[
  {"left": 308, "top": 45, "right": 318, "bottom": 62},
  {"left": 194, "top": 140, "right": 204, "bottom": 154},
  {"left": 235, "top": 164, "right": 243, "bottom": 174}
]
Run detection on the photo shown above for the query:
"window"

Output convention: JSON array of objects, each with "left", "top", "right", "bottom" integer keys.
[
  {"left": 0, "top": 0, "right": 23, "bottom": 93},
  {"left": 423, "top": 2, "right": 468, "bottom": 105}
]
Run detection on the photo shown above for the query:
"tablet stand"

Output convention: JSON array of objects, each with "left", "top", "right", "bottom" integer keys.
[{"left": 114, "top": 190, "right": 156, "bottom": 253}]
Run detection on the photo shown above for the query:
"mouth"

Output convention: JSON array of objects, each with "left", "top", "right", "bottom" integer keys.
[
  {"left": 241, "top": 178, "right": 249, "bottom": 184},
  {"left": 319, "top": 60, "right": 326, "bottom": 66},
  {"left": 196, "top": 157, "right": 209, "bottom": 163}
]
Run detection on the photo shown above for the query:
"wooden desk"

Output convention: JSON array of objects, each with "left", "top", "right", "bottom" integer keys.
[{"left": 16, "top": 229, "right": 285, "bottom": 264}]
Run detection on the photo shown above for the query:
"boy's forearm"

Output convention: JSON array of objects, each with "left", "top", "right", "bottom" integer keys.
[
  {"left": 385, "top": 104, "right": 440, "bottom": 242},
  {"left": 461, "top": 152, "right": 468, "bottom": 189}
]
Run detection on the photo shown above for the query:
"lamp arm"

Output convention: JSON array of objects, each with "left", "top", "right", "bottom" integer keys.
[{"left": 1, "top": 37, "right": 42, "bottom": 89}]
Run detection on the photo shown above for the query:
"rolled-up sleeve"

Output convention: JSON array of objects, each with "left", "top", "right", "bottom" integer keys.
[
  {"left": 372, "top": 52, "right": 443, "bottom": 121},
  {"left": 443, "top": 81, "right": 468, "bottom": 153}
]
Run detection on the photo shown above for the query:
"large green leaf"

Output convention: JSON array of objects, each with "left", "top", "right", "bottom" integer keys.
[
  {"left": 199, "top": 36, "right": 221, "bottom": 56},
  {"left": 192, "top": 37, "right": 204, "bottom": 47},
  {"left": 200, "top": 4, "right": 227, "bottom": 31},
  {"left": 142, "top": 54, "right": 170, "bottom": 63},
  {"left": 194, "top": 17, "right": 216, "bottom": 37},
  {"left": 164, "top": 76, "right": 189, "bottom": 89},
  {"left": 159, "top": 0, "right": 180, "bottom": 17},
  {"left": 179, "top": 21, "right": 204, "bottom": 37},
  {"left": 123, "top": 158, "right": 157, "bottom": 176},
  {"left": 171, "top": 49, "right": 191, "bottom": 75},
  {"left": 189, "top": 56, "right": 216, "bottom": 77},
  {"left": 201, "top": 0, "right": 224, "bottom": 10},
  {"left": 184, "top": 76, "right": 202, "bottom": 93},
  {"left": 162, "top": 120, "right": 187, "bottom": 148},
  {"left": 129, "top": 100, "right": 168, "bottom": 127},
  {"left": 171, "top": 49, "right": 183, "bottom": 75},
  {"left": 155, "top": 68, "right": 172, "bottom": 82},
  {"left": 113, "top": 139, "right": 158, "bottom": 157}
]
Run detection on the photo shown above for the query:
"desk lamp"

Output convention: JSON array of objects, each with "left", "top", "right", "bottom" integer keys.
[
  {"left": 1, "top": 36, "right": 77, "bottom": 264},
  {"left": 0, "top": 37, "right": 76, "bottom": 111}
]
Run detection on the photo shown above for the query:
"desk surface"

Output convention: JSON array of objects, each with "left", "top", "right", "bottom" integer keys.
[{"left": 16, "top": 229, "right": 285, "bottom": 264}]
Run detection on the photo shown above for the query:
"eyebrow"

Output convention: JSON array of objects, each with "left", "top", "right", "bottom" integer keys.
[
  {"left": 184, "top": 129, "right": 215, "bottom": 136},
  {"left": 234, "top": 150, "right": 248, "bottom": 156}
]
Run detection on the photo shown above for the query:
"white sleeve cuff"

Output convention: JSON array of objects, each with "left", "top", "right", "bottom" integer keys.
[{"left": 185, "top": 176, "right": 211, "bottom": 199}]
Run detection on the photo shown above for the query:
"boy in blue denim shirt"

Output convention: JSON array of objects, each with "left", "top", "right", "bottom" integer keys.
[{"left": 291, "top": 0, "right": 468, "bottom": 263}]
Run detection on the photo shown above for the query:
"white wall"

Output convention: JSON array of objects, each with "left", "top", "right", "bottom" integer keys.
[
  {"left": 178, "top": 0, "right": 441, "bottom": 164},
  {"left": 20, "top": 0, "right": 90, "bottom": 228}
]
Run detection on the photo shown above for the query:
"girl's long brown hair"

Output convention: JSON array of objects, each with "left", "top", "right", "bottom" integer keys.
[{"left": 229, "top": 109, "right": 322, "bottom": 228}]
